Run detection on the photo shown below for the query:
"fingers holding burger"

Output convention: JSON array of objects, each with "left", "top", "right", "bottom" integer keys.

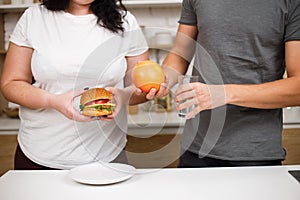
[{"left": 79, "top": 88, "right": 116, "bottom": 117}]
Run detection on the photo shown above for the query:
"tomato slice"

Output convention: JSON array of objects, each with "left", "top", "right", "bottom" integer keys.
[
  {"left": 86, "top": 99, "right": 109, "bottom": 106},
  {"left": 94, "top": 99, "right": 109, "bottom": 104}
]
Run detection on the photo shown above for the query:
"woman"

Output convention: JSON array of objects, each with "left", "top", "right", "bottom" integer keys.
[{"left": 0, "top": 0, "right": 150, "bottom": 169}]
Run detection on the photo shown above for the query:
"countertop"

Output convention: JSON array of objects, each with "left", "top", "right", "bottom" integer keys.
[
  {"left": 1, "top": 107, "right": 300, "bottom": 135},
  {"left": 0, "top": 165, "right": 299, "bottom": 200},
  {"left": 0, "top": 111, "right": 185, "bottom": 135}
]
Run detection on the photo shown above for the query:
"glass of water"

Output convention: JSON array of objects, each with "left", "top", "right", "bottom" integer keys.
[{"left": 177, "top": 75, "right": 199, "bottom": 118}]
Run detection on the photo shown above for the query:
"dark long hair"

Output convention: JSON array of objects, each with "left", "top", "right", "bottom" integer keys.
[{"left": 40, "top": 0, "right": 127, "bottom": 33}]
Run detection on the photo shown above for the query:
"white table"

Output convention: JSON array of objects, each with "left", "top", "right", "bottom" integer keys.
[{"left": 0, "top": 165, "right": 299, "bottom": 200}]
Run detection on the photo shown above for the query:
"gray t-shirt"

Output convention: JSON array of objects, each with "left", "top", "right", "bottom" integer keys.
[{"left": 179, "top": 0, "right": 300, "bottom": 161}]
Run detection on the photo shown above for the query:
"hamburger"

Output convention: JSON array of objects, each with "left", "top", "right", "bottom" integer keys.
[{"left": 80, "top": 88, "right": 115, "bottom": 117}]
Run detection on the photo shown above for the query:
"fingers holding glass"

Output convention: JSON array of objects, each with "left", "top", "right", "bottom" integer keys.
[{"left": 176, "top": 75, "right": 199, "bottom": 118}]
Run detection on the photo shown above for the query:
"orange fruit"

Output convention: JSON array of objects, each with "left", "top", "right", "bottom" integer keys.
[{"left": 132, "top": 60, "right": 165, "bottom": 93}]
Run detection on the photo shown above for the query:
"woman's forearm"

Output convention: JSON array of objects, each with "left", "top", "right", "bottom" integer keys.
[
  {"left": 1, "top": 81, "right": 53, "bottom": 109},
  {"left": 122, "top": 85, "right": 148, "bottom": 105}
]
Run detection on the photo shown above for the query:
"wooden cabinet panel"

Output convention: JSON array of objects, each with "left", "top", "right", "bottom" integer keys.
[
  {"left": 125, "top": 134, "right": 181, "bottom": 168},
  {"left": 0, "top": 134, "right": 17, "bottom": 176},
  {"left": 282, "top": 129, "right": 300, "bottom": 165}
]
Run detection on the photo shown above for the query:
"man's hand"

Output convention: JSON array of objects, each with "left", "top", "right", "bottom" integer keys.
[{"left": 175, "top": 82, "right": 226, "bottom": 119}]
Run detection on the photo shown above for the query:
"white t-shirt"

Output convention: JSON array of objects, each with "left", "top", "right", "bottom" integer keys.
[{"left": 10, "top": 4, "right": 148, "bottom": 169}]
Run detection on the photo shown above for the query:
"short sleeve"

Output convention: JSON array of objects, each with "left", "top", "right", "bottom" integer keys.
[
  {"left": 9, "top": 8, "right": 33, "bottom": 48},
  {"left": 123, "top": 12, "right": 148, "bottom": 57},
  {"left": 178, "top": 0, "right": 197, "bottom": 25},
  {"left": 284, "top": 0, "right": 300, "bottom": 42}
]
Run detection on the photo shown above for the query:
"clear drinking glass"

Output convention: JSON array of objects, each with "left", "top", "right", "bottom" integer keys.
[{"left": 177, "top": 75, "right": 199, "bottom": 118}]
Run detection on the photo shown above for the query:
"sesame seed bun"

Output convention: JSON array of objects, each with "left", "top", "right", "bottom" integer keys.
[{"left": 80, "top": 88, "right": 112, "bottom": 106}]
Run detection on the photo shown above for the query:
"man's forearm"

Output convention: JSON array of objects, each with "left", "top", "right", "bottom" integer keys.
[{"left": 225, "top": 77, "right": 300, "bottom": 108}]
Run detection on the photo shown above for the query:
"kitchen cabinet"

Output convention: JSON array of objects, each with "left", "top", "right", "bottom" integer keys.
[
  {"left": 0, "top": 133, "right": 180, "bottom": 176},
  {"left": 0, "top": 133, "right": 17, "bottom": 177},
  {"left": 282, "top": 129, "right": 300, "bottom": 165},
  {"left": 1, "top": 127, "right": 300, "bottom": 176},
  {"left": 126, "top": 134, "right": 181, "bottom": 169}
]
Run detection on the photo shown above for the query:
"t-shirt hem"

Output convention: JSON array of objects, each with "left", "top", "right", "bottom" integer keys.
[
  {"left": 284, "top": 38, "right": 300, "bottom": 42},
  {"left": 9, "top": 38, "right": 33, "bottom": 49},
  {"left": 18, "top": 136, "right": 127, "bottom": 170},
  {"left": 18, "top": 139, "right": 77, "bottom": 169},
  {"left": 178, "top": 20, "right": 197, "bottom": 26},
  {"left": 184, "top": 148, "right": 286, "bottom": 161}
]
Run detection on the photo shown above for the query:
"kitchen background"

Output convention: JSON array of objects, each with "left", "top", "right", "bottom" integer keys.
[
  {"left": 0, "top": 0, "right": 184, "bottom": 113},
  {"left": 0, "top": 0, "right": 299, "bottom": 176}
]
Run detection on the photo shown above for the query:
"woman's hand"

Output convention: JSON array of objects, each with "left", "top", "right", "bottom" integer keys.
[
  {"left": 175, "top": 82, "right": 226, "bottom": 119},
  {"left": 49, "top": 90, "right": 93, "bottom": 122},
  {"left": 99, "top": 87, "right": 128, "bottom": 122}
]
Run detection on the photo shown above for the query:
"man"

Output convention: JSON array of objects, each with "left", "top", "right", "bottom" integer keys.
[{"left": 149, "top": 0, "right": 300, "bottom": 167}]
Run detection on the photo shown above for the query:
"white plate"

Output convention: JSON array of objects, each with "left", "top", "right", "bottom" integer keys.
[{"left": 69, "top": 162, "right": 136, "bottom": 185}]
